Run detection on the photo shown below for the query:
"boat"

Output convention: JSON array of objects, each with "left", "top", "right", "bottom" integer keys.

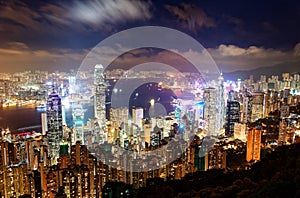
[{"left": 35, "top": 102, "right": 46, "bottom": 111}]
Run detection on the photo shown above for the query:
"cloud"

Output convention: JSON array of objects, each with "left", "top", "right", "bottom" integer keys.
[
  {"left": 0, "top": 2, "right": 66, "bottom": 45},
  {"left": 79, "top": 41, "right": 300, "bottom": 75},
  {"left": 293, "top": 43, "right": 300, "bottom": 56},
  {"left": 165, "top": 3, "right": 215, "bottom": 33},
  {"left": 0, "top": 42, "right": 30, "bottom": 55},
  {"left": 208, "top": 43, "right": 300, "bottom": 72},
  {"left": 262, "top": 22, "right": 278, "bottom": 33},
  {"left": 0, "top": 42, "right": 87, "bottom": 72},
  {"left": 2, "top": 40, "right": 300, "bottom": 74},
  {"left": 39, "top": 0, "right": 152, "bottom": 32},
  {"left": 216, "top": 45, "right": 246, "bottom": 56},
  {"left": 226, "top": 16, "right": 244, "bottom": 26},
  {"left": 0, "top": 3, "right": 41, "bottom": 30},
  {"left": 80, "top": 44, "right": 220, "bottom": 76},
  {"left": 69, "top": 0, "right": 152, "bottom": 30},
  {"left": 0, "top": 0, "right": 153, "bottom": 44}
]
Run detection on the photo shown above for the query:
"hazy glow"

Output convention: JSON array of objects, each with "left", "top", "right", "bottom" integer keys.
[
  {"left": 46, "top": 81, "right": 53, "bottom": 86},
  {"left": 150, "top": 99, "right": 155, "bottom": 106},
  {"left": 62, "top": 97, "right": 71, "bottom": 108}
]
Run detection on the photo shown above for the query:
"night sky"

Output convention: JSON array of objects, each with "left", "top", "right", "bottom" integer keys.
[{"left": 0, "top": 0, "right": 300, "bottom": 73}]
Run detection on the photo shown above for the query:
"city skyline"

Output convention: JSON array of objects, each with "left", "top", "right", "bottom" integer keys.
[
  {"left": 0, "top": 0, "right": 300, "bottom": 73},
  {"left": 0, "top": 68, "right": 300, "bottom": 197}
]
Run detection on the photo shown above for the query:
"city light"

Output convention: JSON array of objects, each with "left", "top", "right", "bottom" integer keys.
[
  {"left": 62, "top": 97, "right": 71, "bottom": 109},
  {"left": 0, "top": 1, "right": 300, "bottom": 197},
  {"left": 150, "top": 99, "right": 155, "bottom": 106}
]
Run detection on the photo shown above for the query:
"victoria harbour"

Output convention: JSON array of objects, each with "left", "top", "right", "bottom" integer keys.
[
  {"left": 0, "top": 104, "right": 94, "bottom": 133},
  {"left": 0, "top": 105, "right": 42, "bottom": 132}
]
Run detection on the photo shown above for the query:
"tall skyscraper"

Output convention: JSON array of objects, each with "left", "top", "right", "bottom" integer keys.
[
  {"left": 94, "top": 64, "right": 107, "bottom": 138},
  {"left": 234, "top": 123, "right": 247, "bottom": 142},
  {"left": 242, "top": 90, "right": 253, "bottom": 123},
  {"left": 110, "top": 108, "right": 129, "bottom": 124},
  {"left": 225, "top": 100, "right": 240, "bottom": 136},
  {"left": 46, "top": 90, "right": 63, "bottom": 165},
  {"left": 216, "top": 73, "right": 226, "bottom": 133},
  {"left": 132, "top": 107, "right": 144, "bottom": 129},
  {"left": 41, "top": 112, "right": 48, "bottom": 135},
  {"left": 264, "top": 90, "right": 279, "bottom": 116},
  {"left": 246, "top": 127, "right": 262, "bottom": 162},
  {"left": 251, "top": 92, "right": 265, "bottom": 122},
  {"left": 68, "top": 76, "right": 76, "bottom": 94},
  {"left": 204, "top": 87, "right": 218, "bottom": 136},
  {"left": 278, "top": 119, "right": 288, "bottom": 146},
  {"left": 73, "top": 103, "right": 85, "bottom": 144}
]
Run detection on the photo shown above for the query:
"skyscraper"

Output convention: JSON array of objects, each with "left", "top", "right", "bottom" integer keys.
[
  {"left": 278, "top": 119, "right": 288, "bottom": 146},
  {"left": 41, "top": 112, "right": 48, "bottom": 135},
  {"left": 234, "top": 123, "right": 247, "bottom": 142},
  {"left": 225, "top": 100, "right": 240, "bottom": 136},
  {"left": 68, "top": 76, "right": 76, "bottom": 94},
  {"left": 251, "top": 92, "right": 265, "bottom": 122},
  {"left": 73, "top": 103, "right": 85, "bottom": 145},
  {"left": 216, "top": 73, "right": 226, "bottom": 133},
  {"left": 246, "top": 127, "right": 262, "bottom": 162},
  {"left": 242, "top": 90, "right": 253, "bottom": 123},
  {"left": 204, "top": 87, "right": 218, "bottom": 136},
  {"left": 46, "top": 90, "right": 63, "bottom": 165},
  {"left": 132, "top": 107, "right": 144, "bottom": 129},
  {"left": 94, "top": 64, "right": 107, "bottom": 139}
]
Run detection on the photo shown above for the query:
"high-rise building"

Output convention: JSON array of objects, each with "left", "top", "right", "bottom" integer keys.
[
  {"left": 194, "top": 101, "right": 205, "bottom": 121},
  {"left": 68, "top": 76, "right": 76, "bottom": 94},
  {"left": 163, "top": 116, "right": 176, "bottom": 138},
  {"left": 241, "top": 90, "right": 252, "bottom": 123},
  {"left": 204, "top": 87, "right": 218, "bottom": 136},
  {"left": 225, "top": 101, "right": 240, "bottom": 136},
  {"left": 207, "top": 146, "right": 226, "bottom": 170},
  {"left": 41, "top": 112, "right": 48, "bottom": 135},
  {"left": 251, "top": 92, "right": 265, "bottom": 122},
  {"left": 143, "top": 119, "right": 152, "bottom": 147},
  {"left": 234, "top": 123, "right": 247, "bottom": 142},
  {"left": 94, "top": 64, "right": 107, "bottom": 139},
  {"left": 280, "top": 105, "right": 290, "bottom": 118},
  {"left": 264, "top": 91, "right": 279, "bottom": 116},
  {"left": 216, "top": 73, "right": 226, "bottom": 134},
  {"left": 259, "top": 75, "right": 268, "bottom": 91},
  {"left": 73, "top": 103, "right": 85, "bottom": 144},
  {"left": 282, "top": 73, "right": 291, "bottom": 89},
  {"left": 110, "top": 107, "right": 129, "bottom": 127},
  {"left": 62, "top": 105, "right": 66, "bottom": 126},
  {"left": 278, "top": 119, "right": 288, "bottom": 146},
  {"left": 132, "top": 107, "right": 144, "bottom": 129},
  {"left": 246, "top": 127, "right": 262, "bottom": 162},
  {"left": 46, "top": 90, "right": 63, "bottom": 165}
]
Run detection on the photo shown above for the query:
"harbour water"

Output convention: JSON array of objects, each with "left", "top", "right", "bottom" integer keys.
[
  {"left": 0, "top": 104, "right": 94, "bottom": 133},
  {"left": 0, "top": 104, "right": 42, "bottom": 132},
  {"left": 0, "top": 79, "right": 174, "bottom": 133}
]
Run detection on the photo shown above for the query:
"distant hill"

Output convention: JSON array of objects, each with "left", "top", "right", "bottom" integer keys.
[{"left": 223, "top": 62, "right": 300, "bottom": 81}]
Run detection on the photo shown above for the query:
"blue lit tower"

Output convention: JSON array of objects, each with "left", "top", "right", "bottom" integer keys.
[
  {"left": 72, "top": 103, "right": 85, "bottom": 144},
  {"left": 94, "top": 64, "right": 107, "bottom": 143},
  {"left": 46, "top": 90, "right": 63, "bottom": 165}
]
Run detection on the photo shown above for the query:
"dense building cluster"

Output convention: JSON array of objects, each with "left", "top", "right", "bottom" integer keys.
[{"left": 0, "top": 68, "right": 300, "bottom": 197}]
